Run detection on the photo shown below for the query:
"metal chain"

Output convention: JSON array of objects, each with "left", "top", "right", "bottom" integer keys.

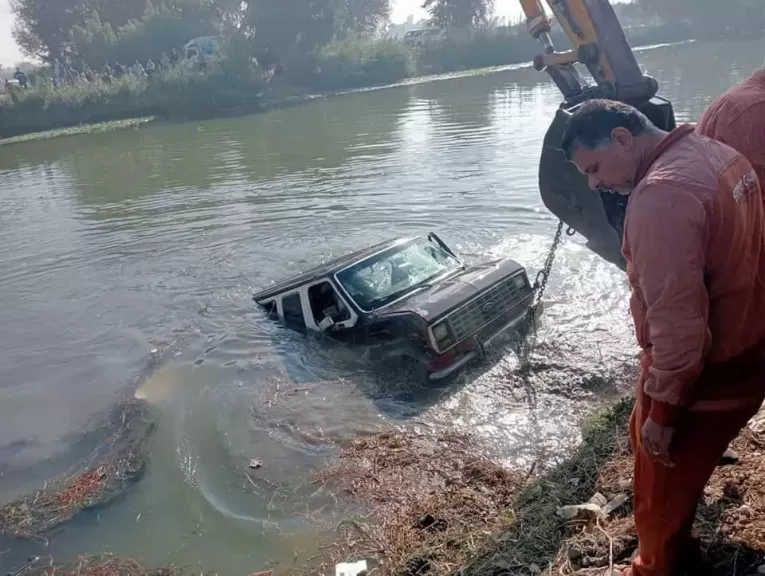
[{"left": 516, "top": 220, "right": 565, "bottom": 362}]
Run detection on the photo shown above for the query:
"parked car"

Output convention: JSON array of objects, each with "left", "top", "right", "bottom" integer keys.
[
  {"left": 253, "top": 233, "right": 534, "bottom": 381},
  {"left": 403, "top": 27, "right": 444, "bottom": 47}
]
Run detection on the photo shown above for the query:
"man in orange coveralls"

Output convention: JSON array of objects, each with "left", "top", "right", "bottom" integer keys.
[
  {"left": 560, "top": 98, "right": 765, "bottom": 576},
  {"left": 697, "top": 66, "right": 765, "bottom": 193}
]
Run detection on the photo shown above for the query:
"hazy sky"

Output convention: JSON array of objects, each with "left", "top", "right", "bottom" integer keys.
[
  {"left": 0, "top": 0, "right": 21, "bottom": 66},
  {"left": 391, "top": 0, "right": 522, "bottom": 25}
]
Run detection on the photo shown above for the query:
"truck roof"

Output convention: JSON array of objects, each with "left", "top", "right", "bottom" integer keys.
[{"left": 252, "top": 236, "right": 413, "bottom": 302}]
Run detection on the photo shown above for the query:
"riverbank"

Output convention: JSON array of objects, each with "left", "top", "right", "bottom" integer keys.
[
  {"left": 0, "top": 117, "right": 155, "bottom": 146},
  {"left": 299, "top": 394, "right": 765, "bottom": 576},
  {"left": 13, "top": 382, "right": 765, "bottom": 575},
  {"left": 298, "top": 397, "right": 635, "bottom": 576},
  {"left": 0, "top": 23, "right": 697, "bottom": 143}
]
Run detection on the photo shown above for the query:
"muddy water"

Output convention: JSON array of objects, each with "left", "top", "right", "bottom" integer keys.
[{"left": 1, "top": 37, "right": 763, "bottom": 574}]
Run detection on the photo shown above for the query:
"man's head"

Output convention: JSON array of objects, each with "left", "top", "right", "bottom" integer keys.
[{"left": 561, "top": 99, "right": 661, "bottom": 194}]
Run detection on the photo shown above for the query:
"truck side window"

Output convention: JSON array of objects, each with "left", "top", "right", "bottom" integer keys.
[
  {"left": 281, "top": 293, "right": 306, "bottom": 330},
  {"left": 308, "top": 282, "right": 351, "bottom": 327}
]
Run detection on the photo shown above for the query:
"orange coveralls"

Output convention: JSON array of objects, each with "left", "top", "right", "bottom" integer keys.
[
  {"left": 696, "top": 68, "right": 765, "bottom": 188},
  {"left": 622, "top": 124, "right": 765, "bottom": 576}
]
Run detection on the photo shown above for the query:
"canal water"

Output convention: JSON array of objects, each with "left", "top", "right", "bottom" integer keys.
[{"left": 0, "top": 36, "right": 763, "bottom": 574}]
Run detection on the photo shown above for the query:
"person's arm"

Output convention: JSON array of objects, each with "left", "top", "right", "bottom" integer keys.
[{"left": 627, "top": 184, "right": 711, "bottom": 426}]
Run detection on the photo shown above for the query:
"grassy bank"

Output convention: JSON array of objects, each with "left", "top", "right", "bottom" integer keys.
[
  {"left": 0, "top": 66, "right": 265, "bottom": 140},
  {"left": 0, "top": 117, "right": 155, "bottom": 146},
  {"left": 13, "top": 385, "right": 765, "bottom": 575},
  {"left": 299, "top": 398, "right": 634, "bottom": 575}
]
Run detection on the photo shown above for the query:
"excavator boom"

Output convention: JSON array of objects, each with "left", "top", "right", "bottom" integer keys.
[{"left": 518, "top": 0, "right": 677, "bottom": 269}]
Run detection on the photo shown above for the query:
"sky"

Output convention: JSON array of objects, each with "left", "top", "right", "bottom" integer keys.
[
  {"left": 391, "top": 0, "right": 522, "bottom": 26},
  {"left": 0, "top": 0, "right": 22, "bottom": 67}
]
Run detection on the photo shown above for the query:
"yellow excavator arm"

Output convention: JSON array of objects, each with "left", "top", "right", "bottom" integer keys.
[
  {"left": 518, "top": 0, "right": 658, "bottom": 103},
  {"left": 516, "top": 0, "right": 677, "bottom": 269}
]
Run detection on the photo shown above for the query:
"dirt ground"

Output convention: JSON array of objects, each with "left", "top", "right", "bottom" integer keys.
[{"left": 541, "top": 420, "right": 765, "bottom": 575}]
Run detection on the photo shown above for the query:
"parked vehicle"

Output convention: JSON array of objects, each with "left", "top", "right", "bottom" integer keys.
[
  {"left": 403, "top": 27, "right": 444, "bottom": 47},
  {"left": 183, "top": 36, "right": 225, "bottom": 64},
  {"left": 253, "top": 233, "right": 534, "bottom": 381}
]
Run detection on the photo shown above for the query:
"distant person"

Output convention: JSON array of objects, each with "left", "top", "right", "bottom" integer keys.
[
  {"left": 196, "top": 50, "right": 206, "bottom": 74},
  {"left": 13, "top": 68, "right": 27, "bottom": 89},
  {"left": 561, "top": 99, "right": 765, "bottom": 576},
  {"left": 696, "top": 66, "right": 765, "bottom": 191},
  {"left": 101, "top": 63, "right": 113, "bottom": 83},
  {"left": 52, "top": 58, "right": 61, "bottom": 88},
  {"left": 170, "top": 48, "right": 180, "bottom": 67}
]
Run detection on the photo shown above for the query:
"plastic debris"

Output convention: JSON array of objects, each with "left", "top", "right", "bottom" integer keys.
[
  {"left": 603, "top": 493, "right": 630, "bottom": 516},
  {"left": 556, "top": 502, "right": 605, "bottom": 522},
  {"left": 588, "top": 492, "right": 608, "bottom": 507},
  {"left": 335, "top": 560, "right": 368, "bottom": 576}
]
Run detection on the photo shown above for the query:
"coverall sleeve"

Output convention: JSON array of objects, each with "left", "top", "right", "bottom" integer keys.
[{"left": 626, "top": 184, "right": 711, "bottom": 426}]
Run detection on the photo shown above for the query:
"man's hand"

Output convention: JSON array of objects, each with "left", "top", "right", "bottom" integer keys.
[{"left": 641, "top": 417, "right": 676, "bottom": 467}]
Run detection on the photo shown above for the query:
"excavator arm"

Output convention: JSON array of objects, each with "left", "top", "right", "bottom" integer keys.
[{"left": 518, "top": 0, "right": 677, "bottom": 269}]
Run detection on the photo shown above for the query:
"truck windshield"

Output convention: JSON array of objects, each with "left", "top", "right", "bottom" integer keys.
[{"left": 337, "top": 238, "right": 460, "bottom": 310}]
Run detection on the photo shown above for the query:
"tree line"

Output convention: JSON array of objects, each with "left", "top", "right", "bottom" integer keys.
[{"left": 10, "top": 0, "right": 501, "bottom": 70}]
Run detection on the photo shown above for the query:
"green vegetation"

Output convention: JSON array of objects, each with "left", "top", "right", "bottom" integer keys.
[
  {"left": 0, "top": 66, "right": 265, "bottom": 139},
  {"left": 0, "top": 117, "right": 154, "bottom": 146},
  {"left": 306, "top": 38, "right": 415, "bottom": 91}
]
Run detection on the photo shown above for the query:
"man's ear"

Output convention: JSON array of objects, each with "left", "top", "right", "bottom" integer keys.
[{"left": 610, "top": 126, "right": 634, "bottom": 150}]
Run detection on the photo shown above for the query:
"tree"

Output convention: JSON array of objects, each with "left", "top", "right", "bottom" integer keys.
[
  {"left": 335, "top": 0, "right": 391, "bottom": 35},
  {"left": 10, "top": 0, "right": 92, "bottom": 58},
  {"left": 421, "top": 0, "right": 494, "bottom": 29},
  {"left": 96, "top": 0, "right": 147, "bottom": 30},
  {"left": 246, "top": 0, "right": 391, "bottom": 62},
  {"left": 9, "top": 0, "right": 240, "bottom": 60},
  {"left": 71, "top": 11, "right": 117, "bottom": 68}
]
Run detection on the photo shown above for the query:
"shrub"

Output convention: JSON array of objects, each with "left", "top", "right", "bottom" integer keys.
[
  {"left": 307, "top": 37, "right": 415, "bottom": 91},
  {"left": 0, "top": 64, "right": 265, "bottom": 138}
]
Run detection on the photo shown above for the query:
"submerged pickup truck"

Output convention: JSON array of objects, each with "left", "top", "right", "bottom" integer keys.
[{"left": 253, "top": 233, "right": 534, "bottom": 381}]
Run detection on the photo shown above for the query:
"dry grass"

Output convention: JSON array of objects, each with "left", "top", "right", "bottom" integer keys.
[
  {"left": 305, "top": 430, "right": 526, "bottom": 575},
  {"left": 484, "top": 402, "right": 765, "bottom": 576},
  {"left": 0, "top": 399, "right": 154, "bottom": 540},
  {"left": 25, "top": 554, "right": 182, "bottom": 576},
  {"left": 464, "top": 398, "right": 636, "bottom": 576}
]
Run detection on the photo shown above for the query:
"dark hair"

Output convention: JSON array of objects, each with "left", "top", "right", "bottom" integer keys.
[{"left": 560, "top": 99, "right": 653, "bottom": 161}]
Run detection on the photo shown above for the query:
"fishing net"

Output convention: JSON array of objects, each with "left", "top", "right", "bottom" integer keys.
[{"left": 0, "top": 398, "right": 156, "bottom": 540}]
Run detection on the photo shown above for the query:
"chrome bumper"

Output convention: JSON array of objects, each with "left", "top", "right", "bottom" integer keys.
[
  {"left": 428, "top": 310, "right": 528, "bottom": 381},
  {"left": 428, "top": 350, "right": 479, "bottom": 381}
]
